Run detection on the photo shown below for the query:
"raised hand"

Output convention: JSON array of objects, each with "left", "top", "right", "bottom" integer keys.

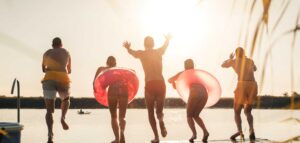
[
  {"left": 164, "top": 33, "right": 172, "bottom": 40},
  {"left": 229, "top": 52, "right": 234, "bottom": 59},
  {"left": 123, "top": 41, "right": 131, "bottom": 49},
  {"left": 172, "top": 82, "right": 177, "bottom": 89}
]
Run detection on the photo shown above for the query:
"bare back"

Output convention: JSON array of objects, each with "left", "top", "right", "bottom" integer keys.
[{"left": 43, "top": 48, "right": 70, "bottom": 72}]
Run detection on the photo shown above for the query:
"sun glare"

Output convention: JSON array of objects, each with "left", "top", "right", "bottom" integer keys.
[{"left": 140, "top": 0, "right": 208, "bottom": 55}]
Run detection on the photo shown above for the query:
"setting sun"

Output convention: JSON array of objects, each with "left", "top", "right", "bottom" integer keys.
[{"left": 139, "top": 0, "right": 208, "bottom": 51}]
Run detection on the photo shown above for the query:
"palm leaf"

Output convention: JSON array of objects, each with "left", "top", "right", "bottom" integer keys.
[
  {"left": 238, "top": 1, "right": 251, "bottom": 45},
  {"left": 250, "top": 19, "right": 263, "bottom": 58},
  {"left": 271, "top": 0, "right": 291, "bottom": 34},
  {"left": 262, "top": 0, "right": 271, "bottom": 32},
  {"left": 256, "top": 23, "right": 265, "bottom": 58},
  {"left": 289, "top": 10, "right": 300, "bottom": 109},
  {"left": 244, "top": 0, "right": 258, "bottom": 51}
]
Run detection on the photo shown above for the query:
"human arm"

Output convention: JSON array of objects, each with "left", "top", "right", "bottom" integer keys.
[
  {"left": 42, "top": 63, "right": 46, "bottom": 73},
  {"left": 123, "top": 41, "right": 142, "bottom": 58},
  {"left": 42, "top": 54, "right": 46, "bottom": 73},
  {"left": 168, "top": 72, "right": 181, "bottom": 89},
  {"left": 93, "top": 67, "right": 106, "bottom": 82},
  {"left": 93, "top": 67, "right": 106, "bottom": 91},
  {"left": 252, "top": 60, "right": 257, "bottom": 71},
  {"left": 221, "top": 53, "right": 234, "bottom": 68},
  {"left": 157, "top": 33, "right": 172, "bottom": 55},
  {"left": 67, "top": 57, "right": 71, "bottom": 74}
]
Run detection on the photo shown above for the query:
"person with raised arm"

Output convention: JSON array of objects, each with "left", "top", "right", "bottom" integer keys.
[
  {"left": 221, "top": 47, "right": 258, "bottom": 141},
  {"left": 123, "top": 34, "right": 171, "bottom": 143}
]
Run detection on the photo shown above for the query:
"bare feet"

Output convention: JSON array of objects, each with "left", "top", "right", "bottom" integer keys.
[
  {"left": 47, "top": 132, "right": 53, "bottom": 143},
  {"left": 202, "top": 133, "right": 209, "bottom": 142},
  {"left": 189, "top": 135, "right": 196, "bottom": 142},
  {"left": 120, "top": 132, "right": 125, "bottom": 143},
  {"left": 151, "top": 138, "right": 159, "bottom": 143},
  {"left": 249, "top": 131, "right": 256, "bottom": 141},
  {"left": 230, "top": 131, "right": 244, "bottom": 141},
  {"left": 61, "top": 118, "right": 69, "bottom": 130},
  {"left": 159, "top": 121, "right": 167, "bottom": 137},
  {"left": 111, "top": 140, "right": 119, "bottom": 143}
]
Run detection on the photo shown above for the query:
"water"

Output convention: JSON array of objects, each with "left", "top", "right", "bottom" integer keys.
[{"left": 1, "top": 109, "right": 300, "bottom": 143}]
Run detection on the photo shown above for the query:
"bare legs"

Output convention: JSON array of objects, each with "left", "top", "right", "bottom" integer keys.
[
  {"left": 61, "top": 97, "right": 70, "bottom": 130},
  {"left": 231, "top": 82, "right": 257, "bottom": 140},
  {"left": 187, "top": 88, "right": 209, "bottom": 142},
  {"left": 245, "top": 105, "right": 255, "bottom": 140},
  {"left": 45, "top": 99, "right": 55, "bottom": 143},
  {"left": 143, "top": 80, "right": 167, "bottom": 143},
  {"left": 108, "top": 87, "right": 128, "bottom": 143},
  {"left": 145, "top": 92, "right": 167, "bottom": 143},
  {"left": 145, "top": 98, "right": 159, "bottom": 142},
  {"left": 187, "top": 116, "right": 209, "bottom": 142},
  {"left": 231, "top": 103, "right": 244, "bottom": 140},
  {"left": 231, "top": 103, "right": 255, "bottom": 140},
  {"left": 118, "top": 95, "right": 128, "bottom": 143},
  {"left": 187, "top": 117, "right": 197, "bottom": 141},
  {"left": 234, "top": 104, "right": 243, "bottom": 133},
  {"left": 45, "top": 97, "right": 69, "bottom": 143}
]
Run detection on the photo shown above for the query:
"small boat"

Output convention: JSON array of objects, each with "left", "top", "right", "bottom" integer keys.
[{"left": 77, "top": 109, "right": 91, "bottom": 115}]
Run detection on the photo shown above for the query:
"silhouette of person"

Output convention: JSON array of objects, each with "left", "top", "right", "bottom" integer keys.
[
  {"left": 42, "top": 37, "right": 71, "bottom": 143},
  {"left": 168, "top": 59, "right": 209, "bottom": 142},
  {"left": 93, "top": 56, "right": 128, "bottom": 143},
  {"left": 221, "top": 47, "right": 258, "bottom": 141},
  {"left": 123, "top": 34, "right": 171, "bottom": 143}
]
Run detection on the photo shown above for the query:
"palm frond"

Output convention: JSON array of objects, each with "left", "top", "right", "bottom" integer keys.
[
  {"left": 271, "top": 0, "right": 291, "bottom": 34},
  {"left": 237, "top": 1, "right": 251, "bottom": 45},
  {"left": 262, "top": 0, "right": 271, "bottom": 32},
  {"left": 256, "top": 23, "right": 265, "bottom": 58},
  {"left": 259, "top": 49, "right": 269, "bottom": 95},
  {"left": 250, "top": 19, "right": 263, "bottom": 58},
  {"left": 289, "top": 9, "right": 300, "bottom": 109},
  {"left": 244, "top": 0, "right": 258, "bottom": 51}
]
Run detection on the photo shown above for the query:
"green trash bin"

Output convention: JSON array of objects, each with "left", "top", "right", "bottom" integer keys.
[{"left": 0, "top": 122, "right": 23, "bottom": 143}]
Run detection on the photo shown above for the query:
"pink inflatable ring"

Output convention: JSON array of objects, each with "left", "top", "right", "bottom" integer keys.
[
  {"left": 175, "top": 69, "right": 221, "bottom": 107},
  {"left": 94, "top": 67, "right": 139, "bottom": 107}
]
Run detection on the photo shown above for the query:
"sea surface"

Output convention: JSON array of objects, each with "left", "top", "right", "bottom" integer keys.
[{"left": 1, "top": 109, "right": 300, "bottom": 143}]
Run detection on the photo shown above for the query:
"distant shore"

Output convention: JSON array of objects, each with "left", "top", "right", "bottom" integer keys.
[{"left": 1, "top": 95, "right": 300, "bottom": 109}]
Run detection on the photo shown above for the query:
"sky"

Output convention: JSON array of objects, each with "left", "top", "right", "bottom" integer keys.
[{"left": 0, "top": 0, "right": 299, "bottom": 99}]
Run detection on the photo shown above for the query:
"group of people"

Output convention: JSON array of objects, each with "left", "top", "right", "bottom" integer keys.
[{"left": 42, "top": 36, "right": 258, "bottom": 143}]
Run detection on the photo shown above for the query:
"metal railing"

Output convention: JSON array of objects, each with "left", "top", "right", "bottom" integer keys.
[{"left": 11, "top": 78, "right": 20, "bottom": 123}]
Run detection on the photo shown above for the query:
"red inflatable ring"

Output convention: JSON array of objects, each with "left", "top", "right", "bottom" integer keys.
[{"left": 94, "top": 67, "right": 139, "bottom": 107}]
